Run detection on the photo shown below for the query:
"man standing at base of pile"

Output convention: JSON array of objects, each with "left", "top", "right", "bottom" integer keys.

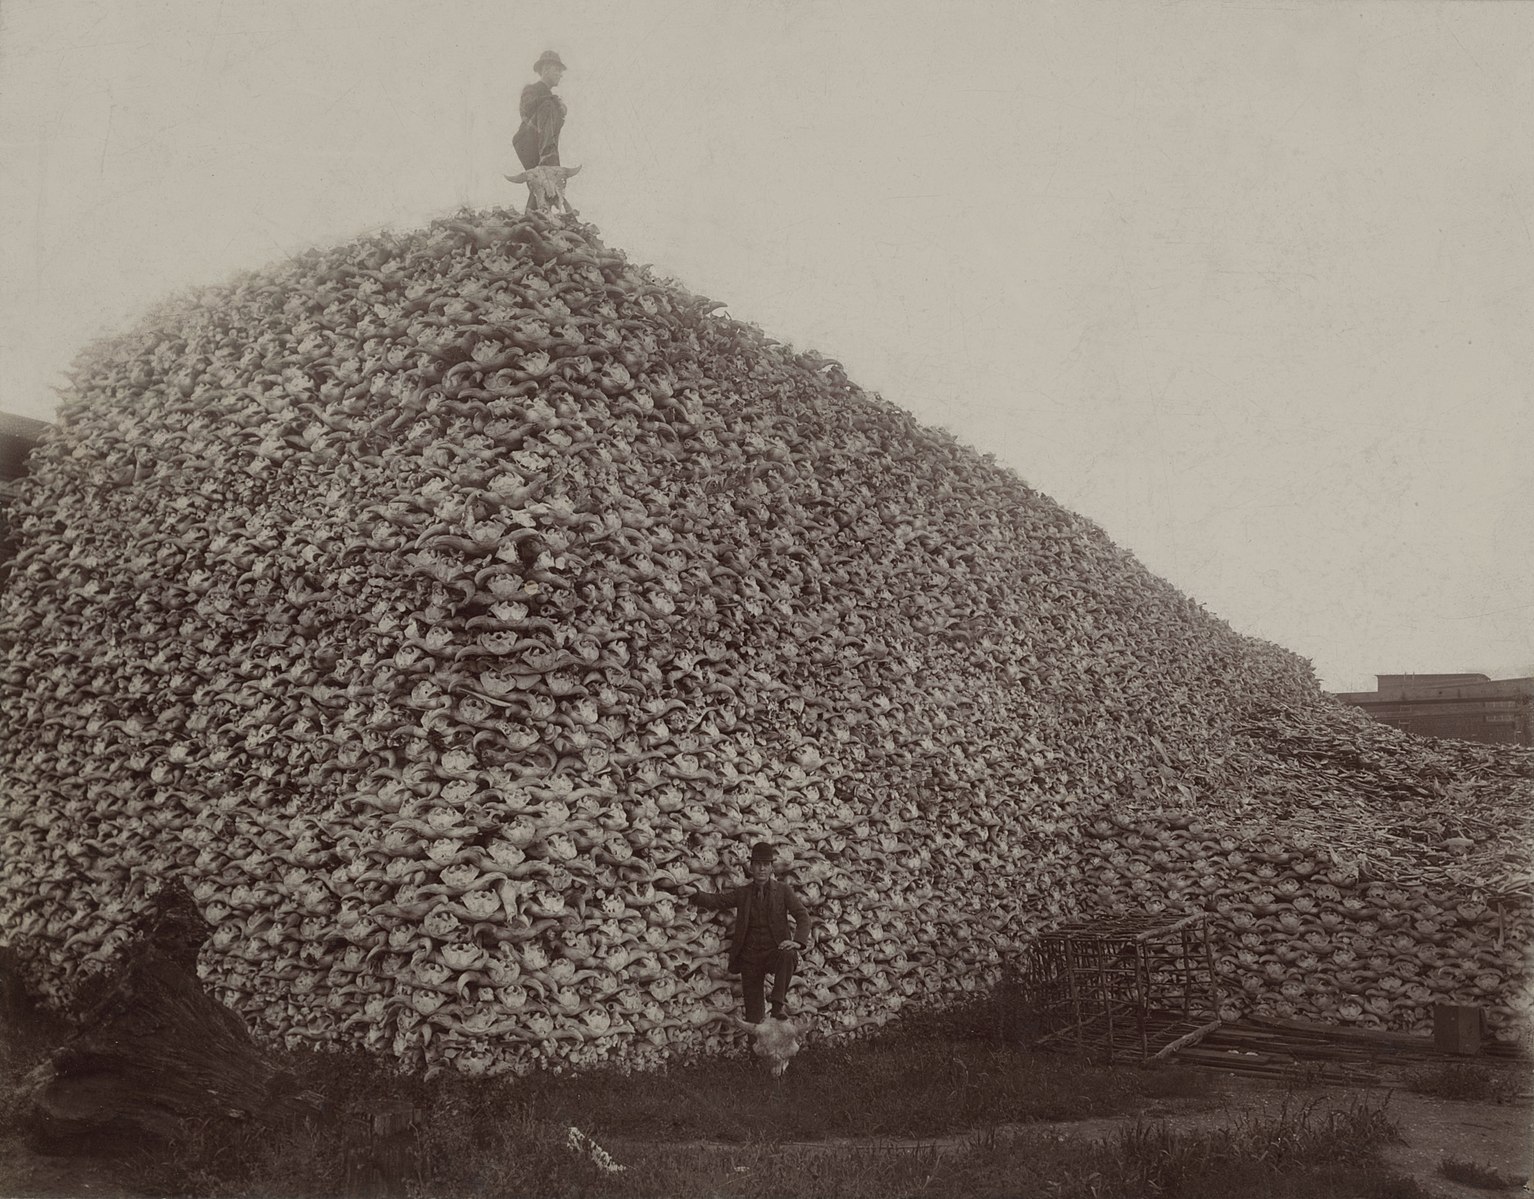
[
  {"left": 687, "top": 842, "right": 812, "bottom": 1023},
  {"left": 513, "top": 50, "right": 568, "bottom": 211}
]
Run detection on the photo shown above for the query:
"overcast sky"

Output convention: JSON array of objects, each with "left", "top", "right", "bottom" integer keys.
[{"left": 2, "top": 0, "right": 1531, "bottom": 693}]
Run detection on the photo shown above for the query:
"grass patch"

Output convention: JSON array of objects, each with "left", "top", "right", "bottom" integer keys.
[
  {"left": 571, "top": 1093, "right": 1422, "bottom": 1199},
  {"left": 127, "top": 1101, "right": 631, "bottom": 1199},
  {"left": 0, "top": 979, "right": 1431, "bottom": 1199},
  {"left": 129, "top": 1088, "right": 1429, "bottom": 1199},
  {"left": 1438, "top": 1154, "right": 1518, "bottom": 1191},
  {"left": 495, "top": 1027, "right": 1216, "bottom": 1143},
  {"left": 0, "top": 1012, "right": 1218, "bottom": 1197},
  {"left": 1400, "top": 1061, "right": 1517, "bottom": 1104},
  {"left": 1077, "top": 1096, "right": 1407, "bottom": 1199},
  {"left": 0, "top": 1024, "right": 1436, "bottom": 1199}
]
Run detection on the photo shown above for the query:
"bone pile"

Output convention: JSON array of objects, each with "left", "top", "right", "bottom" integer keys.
[{"left": 1, "top": 209, "right": 1528, "bottom": 1076}]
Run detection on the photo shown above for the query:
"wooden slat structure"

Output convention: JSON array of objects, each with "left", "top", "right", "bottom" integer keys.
[
  {"left": 1026, "top": 912, "right": 1221, "bottom": 1064},
  {"left": 1172, "top": 1013, "right": 1529, "bottom": 1085}
]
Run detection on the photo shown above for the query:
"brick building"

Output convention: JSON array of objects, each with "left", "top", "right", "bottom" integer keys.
[{"left": 1333, "top": 674, "right": 1534, "bottom": 746}]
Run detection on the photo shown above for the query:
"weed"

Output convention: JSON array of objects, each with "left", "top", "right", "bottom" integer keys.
[
  {"left": 1036, "top": 1093, "right": 1414, "bottom": 1199},
  {"left": 1287, "top": 1060, "right": 1333, "bottom": 1089},
  {"left": 1134, "top": 1061, "right": 1212, "bottom": 1100},
  {"left": 1438, "top": 1154, "right": 1517, "bottom": 1191}
]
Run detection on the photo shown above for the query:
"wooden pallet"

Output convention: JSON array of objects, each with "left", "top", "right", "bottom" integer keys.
[
  {"left": 1037, "top": 1009, "right": 1528, "bottom": 1085},
  {"left": 1036, "top": 1007, "right": 1222, "bottom": 1063},
  {"left": 1165, "top": 1014, "right": 1529, "bottom": 1084}
]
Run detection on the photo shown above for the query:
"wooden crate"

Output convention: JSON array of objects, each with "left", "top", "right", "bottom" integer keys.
[
  {"left": 1024, "top": 912, "right": 1222, "bottom": 1063},
  {"left": 1432, "top": 1003, "right": 1485, "bottom": 1056}
]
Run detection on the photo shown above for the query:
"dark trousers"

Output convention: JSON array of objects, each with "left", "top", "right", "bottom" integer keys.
[
  {"left": 511, "top": 130, "right": 557, "bottom": 211},
  {"left": 739, "top": 944, "right": 797, "bottom": 1023}
]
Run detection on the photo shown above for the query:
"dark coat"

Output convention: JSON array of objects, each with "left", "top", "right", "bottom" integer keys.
[
  {"left": 691, "top": 879, "right": 812, "bottom": 975},
  {"left": 514, "top": 81, "right": 565, "bottom": 168}
]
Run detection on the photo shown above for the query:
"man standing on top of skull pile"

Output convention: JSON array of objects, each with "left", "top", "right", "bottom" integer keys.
[
  {"left": 688, "top": 842, "right": 812, "bottom": 1023},
  {"left": 514, "top": 50, "right": 568, "bottom": 210}
]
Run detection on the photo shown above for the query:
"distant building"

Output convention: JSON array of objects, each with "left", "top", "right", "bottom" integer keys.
[{"left": 1333, "top": 674, "right": 1534, "bottom": 746}]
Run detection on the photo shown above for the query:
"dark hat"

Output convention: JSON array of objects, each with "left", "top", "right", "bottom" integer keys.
[
  {"left": 750, "top": 841, "right": 775, "bottom": 864},
  {"left": 534, "top": 50, "right": 567, "bottom": 72}
]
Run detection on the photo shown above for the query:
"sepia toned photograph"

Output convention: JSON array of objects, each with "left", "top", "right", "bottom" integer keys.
[{"left": 1, "top": 2, "right": 1530, "bottom": 1195}]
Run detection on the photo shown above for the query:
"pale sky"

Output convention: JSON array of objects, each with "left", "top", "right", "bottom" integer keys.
[{"left": 2, "top": 0, "right": 1531, "bottom": 694}]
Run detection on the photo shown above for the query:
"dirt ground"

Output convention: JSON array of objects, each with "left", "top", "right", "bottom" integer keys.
[
  {"left": 1039, "top": 1079, "right": 1534, "bottom": 1199},
  {"left": 1371, "top": 1089, "right": 1532, "bottom": 1197},
  {"left": 4, "top": 1070, "right": 1531, "bottom": 1197}
]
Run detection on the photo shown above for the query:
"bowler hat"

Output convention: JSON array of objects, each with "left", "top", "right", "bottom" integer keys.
[
  {"left": 750, "top": 841, "right": 775, "bottom": 864},
  {"left": 534, "top": 50, "right": 567, "bottom": 73}
]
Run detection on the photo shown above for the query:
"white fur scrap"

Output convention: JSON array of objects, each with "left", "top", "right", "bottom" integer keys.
[
  {"left": 566, "top": 1125, "right": 625, "bottom": 1174},
  {"left": 737, "top": 1014, "right": 801, "bottom": 1077}
]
